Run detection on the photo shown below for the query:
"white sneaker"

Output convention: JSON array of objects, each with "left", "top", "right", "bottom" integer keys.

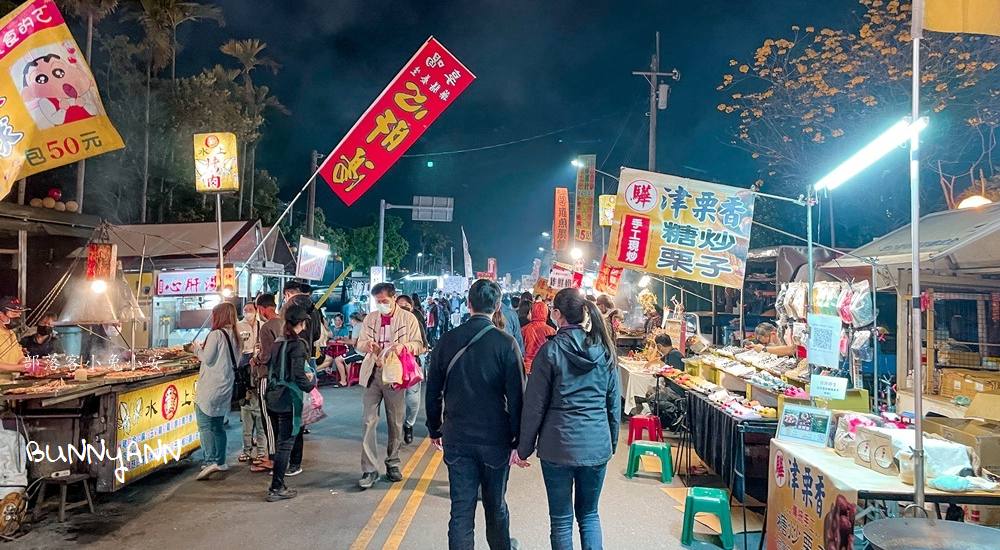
[
  {"left": 197, "top": 463, "right": 220, "bottom": 480},
  {"left": 217, "top": 463, "right": 230, "bottom": 472}
]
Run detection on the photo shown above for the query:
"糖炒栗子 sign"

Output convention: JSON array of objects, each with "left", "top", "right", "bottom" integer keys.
[
  {"left": 574, "top": 154, "right": 596, "bottom": 242},
  {"left": 0, "top": 0, "right": 124, "bottom": 198},
  {"left": 318, "top": 37, "right": 475, "bottom": 206},
  {"left": 606, "top": 168, "right": 755, "bottom": 289}
]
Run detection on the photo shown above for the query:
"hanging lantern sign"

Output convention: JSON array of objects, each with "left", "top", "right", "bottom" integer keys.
[
  {"left": 86, "top": 243, "right": 117, "bottom": 281},
  {"left": 194, "top": 132, "right": 240, "bottom": 193}
]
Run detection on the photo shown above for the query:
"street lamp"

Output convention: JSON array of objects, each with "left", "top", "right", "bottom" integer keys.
[
  {"left": 570, "top": 160, "right": 620, "bottom": 182},
  {"left": 638, "top": 275, "right": 651, "bottom": 288},
  {"left": 538, "top": 247, "right": 546, "bottom": 252},
  {"left": 958, "top": 195, "right": 993, "bottom": 209},
  {"left": 570, "top": 248, "right": 583, "bottom": 260},
  {"left": 541, "top": 231, "right": 550, "bottom": 238}
]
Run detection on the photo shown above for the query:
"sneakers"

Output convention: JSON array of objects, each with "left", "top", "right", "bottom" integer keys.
[
  {"left": 266, "top": 487, "right": 298, "bottom": 502},
  {"left": 286, "top": 465, "right": 303, "bottom": 477},
  {"left": 196, "top": 463, "right": 219, "bottom": 480},
  {"left": 403, "top": 425, "right": 414, "bottom": 444},
  {"left": 385, "top": 466, "right": 403, "bottom": 483},
  {"left": 359, "top": 471, "right": 379, "bottom": 489},
  {"left": 217, "top": 463, "right": 229, "bottom": 472}
]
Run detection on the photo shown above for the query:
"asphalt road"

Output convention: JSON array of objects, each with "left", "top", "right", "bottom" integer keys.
[{"left": 9, "top": 384, "right": 758, "bottom": 549}]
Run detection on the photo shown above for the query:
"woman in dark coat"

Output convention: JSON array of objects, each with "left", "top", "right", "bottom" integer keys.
[{"left": 517, "top": 289, "right": 621, "bottom": 550}]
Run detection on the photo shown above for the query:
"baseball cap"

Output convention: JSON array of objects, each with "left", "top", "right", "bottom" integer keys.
[{"left": 0, "top": 297, "right": 28, "bottom": 313}]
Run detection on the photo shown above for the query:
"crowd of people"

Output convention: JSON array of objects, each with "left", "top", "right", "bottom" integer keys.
[{"left": 184, "top": 279, "right": 622, "bottom": 549}]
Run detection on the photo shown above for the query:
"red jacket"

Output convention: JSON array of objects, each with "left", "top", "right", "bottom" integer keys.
[{"left": 522, "top": 302, "right": 556, "bottom": 374}]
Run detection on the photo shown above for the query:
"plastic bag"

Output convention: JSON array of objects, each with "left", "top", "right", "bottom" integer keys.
[
  {"left": 301, "top": 387, "right": 327, "bottom": 426},
  {"left": 837, "top": 284, "right": 854, "bottom": 324},
  {"left": 851, "top": 330, "right": 873, "bottom": 362},
  {"left": 850, "top": 280, "right": 875, "bottom": 327},
  {"left": 381, "top": 350, "right": 404, "bottom": 385},
  {"left": 393, "top": 347, "right": 424, "bottom": 390}
]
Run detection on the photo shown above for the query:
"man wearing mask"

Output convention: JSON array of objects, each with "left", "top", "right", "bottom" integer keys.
[
  {"left": 356, "top": 283, "right": 426, "bottom": 489},
  {"left": 0, "top": 297, "right": 31, "bottom": 379},
  {"left": 20, "top": 313, "right": 64, "bottom": 357},
  {"left": 250, "top": 294, "right": 282, "bottom": 473},
  {"left": 237, "top": 303, "right": 264, "bottom": 463}
]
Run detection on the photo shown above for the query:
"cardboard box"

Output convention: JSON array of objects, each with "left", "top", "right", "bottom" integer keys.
[{"left": 923, "top": 391, "right": 1000, "bottom": 473}]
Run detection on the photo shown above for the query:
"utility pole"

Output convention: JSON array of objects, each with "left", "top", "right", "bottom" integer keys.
[
  {"left": 633, "top": 32, "right": 680, "bottom": 172},
  {"left": 307, "top": 150, "right": 321, "bottom": 237}
]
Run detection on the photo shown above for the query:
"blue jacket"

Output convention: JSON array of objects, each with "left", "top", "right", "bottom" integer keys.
[
  {"left": 517, "top": 327, "right": 620, "bottom": 466},
  {"left": 500, "top": 303, "right": 525, "bottom": 355}
]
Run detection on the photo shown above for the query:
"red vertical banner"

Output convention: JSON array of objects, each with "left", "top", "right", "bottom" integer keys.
[
  {"left": 318, "top": 37, "right": 475, "bottom": 206},
  {"left": 574, "top": 154, "right": 596, "bottom": 242},
  {"left": 553, "top": 188, "right": 570, "bottom": 251},
  {"left": 615, "top": 214, "right": 651, "bottom": 268},
  {"left": 594, "top": 255, "right": 624, "bottom": 296},
  {"left": 487, "top": 258, "right": 497, "bottom": 280}
]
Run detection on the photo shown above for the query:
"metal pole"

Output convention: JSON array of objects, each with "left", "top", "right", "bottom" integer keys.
[
  {"left": 648, "top": 32, "right": 659, "bottom": 172},
  {"left": 377, "top": 199, "right": 386, "bottom": 269},
  {"left": 807, "top": 185, "right": 815, "bottom": 313},
  {"left": 17, "top": 230, "right": 27, "bottom": 311},
  {"left": 873, "top": 260, "right": 879, "bottom": 414},
  {"left": 216, "top": 194, "right": 225, "bottom": 280},
  {"left": 451, "top": 246, "right": 454, "bottom": 275},
  {"left": 910, "top": 19, "right": 926, "bottom": 508},
  {"left": 828, "top": 191, "right": 836, "bottom": 248},
  {"left": 308, "top": 150, "right": 320, "bottom": 237}
]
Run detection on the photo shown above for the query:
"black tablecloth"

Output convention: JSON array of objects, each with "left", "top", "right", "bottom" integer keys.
[{"left": 685, "top": 391, "right": 777, "bottom": 503}]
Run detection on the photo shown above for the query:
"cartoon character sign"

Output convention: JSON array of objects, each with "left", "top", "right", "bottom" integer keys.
[{"left": 12, "top": 42, "right": 102, "bottom": 130}]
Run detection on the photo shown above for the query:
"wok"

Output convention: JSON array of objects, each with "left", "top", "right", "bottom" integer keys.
[{"left": 863, "top": 518, "right": 998, "bottom": 550}]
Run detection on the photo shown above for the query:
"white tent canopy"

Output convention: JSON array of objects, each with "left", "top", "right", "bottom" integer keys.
[{"left": 823, "top": 203, "right": 1000, "bottom": 286}]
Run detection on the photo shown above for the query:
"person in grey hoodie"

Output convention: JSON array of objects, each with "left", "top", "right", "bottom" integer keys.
[{"left": 517, "top": 288, "right": 620, "bottom": 550}]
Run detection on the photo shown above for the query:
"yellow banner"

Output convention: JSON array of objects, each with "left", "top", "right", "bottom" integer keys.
[
  {"left": 925, "top": 0, "right": 1000, "bottom": 37},
  {"left": 598, "top": 194, "right": 616, "bottom": 227},
  {"left": 574, "top": 154, "right": 596, "bottom": 242},
  {"left": 0, "top": 0, "right": 124, "bottom": 198},
  {"left": 606, "top": 168, "right": 755, "bottom": 289},
  {"left": 115, "top": 374, "right": 200, "bottom": 488},
  {"left": 194, "top": 132, "right": 239, "bottom": 193}
]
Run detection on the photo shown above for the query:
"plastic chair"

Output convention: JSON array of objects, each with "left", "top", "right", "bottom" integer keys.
[
  {"left": 680, "top": 487, "right": 734, "bottom": 549},
  {"left": 347, "top": 362, "right": 361, "bottom": 386},
  {"left": 628, "top": 414, "right": 663, "bottom": 445},
  {"left": 625, "top": 441, "right": 673, "bottom": 483}
]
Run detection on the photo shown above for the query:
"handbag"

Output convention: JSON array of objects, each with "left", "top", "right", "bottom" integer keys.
[
  {"left": 301, "top": 387, "right": 327, "bottom": 426},
  {"left": 217, "top": 329, "right": 246, "bottom": 400},
  {"left": 392, "top": 347, "right": 424, "bottom": 390}
]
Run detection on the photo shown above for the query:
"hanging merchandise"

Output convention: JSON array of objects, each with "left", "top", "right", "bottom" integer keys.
[
  {"left": 837, "top": 283, "right": 855, "bottom": 325},
  {"left": 850, "top": 280, "right": 875, "bottom": 328}
]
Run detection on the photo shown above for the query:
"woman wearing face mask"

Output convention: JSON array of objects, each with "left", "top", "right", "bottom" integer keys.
[
  {"left": 517, "top": 289, "right": 621, "bottom": 550},
  {"left": 20, "top": 316, "right": 64, "bottom": 357},
  {"left": 395, "top": 294, "right": 428, "bottom": 444}
]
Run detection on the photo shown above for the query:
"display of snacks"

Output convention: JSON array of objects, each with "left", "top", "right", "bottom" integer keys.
[{"left": 3, "top": 379, "right": 68, "bottom": 395}]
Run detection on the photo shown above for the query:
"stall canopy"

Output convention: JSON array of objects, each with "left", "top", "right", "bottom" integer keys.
[
  {"left": 746, "top": 245, "right": 846, "bottom": 284},
  {"left": 77, "top": 220, "right": 294, "bottom": 274},
  {"left": 823, "top": 203, "right": 1000, "bottom": 287}
]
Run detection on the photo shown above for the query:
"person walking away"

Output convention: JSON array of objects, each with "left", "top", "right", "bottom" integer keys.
[
  {"left": 517, "top": 289, "right": 621, "bottom": 550},
  {"left": 595, "top": 295, "right": 622, "bottom": 344},
  {"left": 426, "top": 298, "right": 440, "bottom": 345},
  {"left": 187, "top": 303, "right": 242, "bottom": 480},
  {"left": 0, "top": 297, "right": 31, "bottom": 378},
  {"left": 517, "top": 292, "right": 533, "bottom": 328},
  {"left": 356, "top": 283, "right": 427, "bottom": 488},
  {"left": 521, "top": 300, "right": 556, "bottom": 374},
  {"left": 19, "top": 314, "right": 64, "bottom": 357},
  {"left": 426, "top": 279, "right": 525, "bottom": 550},
  {"left": 236, "top": 303, "right": 265, "bottom": 463},
  {"left": 250, "top": 294, "right": 282, "bottom": 473},
  {"left": 396, "top": 295, "right": 429, "bottom": 445},
  {"left": 499, "top": 296, "right": 525, "bottom": 356},
  {"left": 264, "top": 306, "right": 315, "bottom": 501}
]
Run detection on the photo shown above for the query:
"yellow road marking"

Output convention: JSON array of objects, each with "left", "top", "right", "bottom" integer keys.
[
  {"left": 381, "top": 448, "right": 445, "bottom": 549},
  {"left": 349, "top": 437, "right": 432, "bottom": 550}
]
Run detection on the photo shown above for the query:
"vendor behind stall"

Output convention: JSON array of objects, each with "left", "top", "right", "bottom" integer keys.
[
  {"left": 0, "top": 297, "right": 30, "bottom": 378},
  {"left": 654, "top": 334, "right": 684, "bottom": 370},
  {"left": 747, "top": 322, "right": 796, "bottom": 357},
  {"left": 19, "top": 313, "right": 64, "bottom": 357}
]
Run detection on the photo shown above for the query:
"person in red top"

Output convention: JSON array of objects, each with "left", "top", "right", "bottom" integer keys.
[{"left": 522, "top": 300, "right": 556, "bottom": 374}]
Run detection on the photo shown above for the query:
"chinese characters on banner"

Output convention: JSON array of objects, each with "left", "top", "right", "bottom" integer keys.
[
  {"left": 531, "top": 258, "right": 541, "bottom": 277},
  {"left": 548, "top": 262, "right": 574, "bottom": 290},
  {"left": 598, "top": 195, "right": 616, "bottom": 227},
  {"left": 532, "top": 277, "right": 557, "bottom": 301},
  {"left": 606, "top": 168, "right": 755, "bottom": 289},
  {"left": 487, "top": 258, "right": 497, "bottom": 280},
  {"left": 574, "top": 154, "right": 596, "bottom": 242},
  {"left": 594, "top": 255, "right": 624, "bottom": 296},
  {"left": 461, "top": 226, "right": 473, "bottom": 279},
  {"left": 193, "top": 133, "right": 239, "bottom": 193},
  {"left": 318, "top": 37, "right": 475, "bottom": 206},
  {"left": 553, "top": 187, "right": 570, "bottom": 251},
  {"left": 0, "top": 0, "right": 124, "bottom": 198},
  {"left": 767, "top": 441, "right": 858, "bottom": 550}
]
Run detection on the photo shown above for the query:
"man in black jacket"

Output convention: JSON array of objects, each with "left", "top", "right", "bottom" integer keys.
[{"left": 425, "top": 279, "right": 525, "bottom": 550}]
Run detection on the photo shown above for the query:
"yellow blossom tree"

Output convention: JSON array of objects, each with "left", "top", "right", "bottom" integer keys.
[{"left": 719, "top": 0, "right": 1000, "bottom": 222}]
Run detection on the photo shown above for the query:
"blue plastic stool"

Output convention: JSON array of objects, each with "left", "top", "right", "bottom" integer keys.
[{"left": 680, "top": 487, "right": 734, "bottom": 549}]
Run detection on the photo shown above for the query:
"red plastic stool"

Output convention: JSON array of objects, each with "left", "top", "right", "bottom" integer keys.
[
  {"left": 628, "top": 414, "right": 663, "bottom": 445},
  {"left": 347, "top": 362, "right": 361, "bottom": 386}
]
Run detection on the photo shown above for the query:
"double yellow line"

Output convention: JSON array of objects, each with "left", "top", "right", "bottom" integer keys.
[{"left": 349, "top": 437, "right": 445, "bottom": 550}]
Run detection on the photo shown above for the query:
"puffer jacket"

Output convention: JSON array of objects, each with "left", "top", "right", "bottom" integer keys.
[
  {"left": 521, "top": 301, "right": 556, "bottom": 373},
  {"left": 517, "top": 327, "right": 621, "bottom": 466}
]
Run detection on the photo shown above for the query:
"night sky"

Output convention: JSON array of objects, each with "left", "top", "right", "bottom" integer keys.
[{"left": 180, "top": 0, "right": 861, "bottom": 275}]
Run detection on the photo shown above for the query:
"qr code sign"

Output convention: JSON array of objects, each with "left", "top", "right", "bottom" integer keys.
[{"left": 811, "top": 326, "right": 835, "bottom": 352}]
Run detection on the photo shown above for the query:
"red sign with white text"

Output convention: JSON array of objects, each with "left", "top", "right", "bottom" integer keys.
[
  {"left": 616, "top": 214, "right": 651, "bottom": 268},
  {"left": 318, "top": 37, "right": 475, "bottom": 206},
  {"left": 595, "top": 255, "right": 624, "bottom": 296}
]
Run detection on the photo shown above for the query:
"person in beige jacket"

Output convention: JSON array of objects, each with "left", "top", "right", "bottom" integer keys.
[{"left": 356, "top": 282, "right": 427, "bottom": 489}]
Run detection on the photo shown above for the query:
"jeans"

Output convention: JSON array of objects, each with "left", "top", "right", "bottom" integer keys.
[
  {"left": 540, "top": 461, "right": 608, "bottom": 550},
  {"left": 267, "top": 410, "right": 296, "bottom": 492},
  {"left": 443, "top": 444, "right": 512, "bottom": 550},
  {"left": 195, "top": 405, "right": 227, "bottom": 467},
  {"left": 290, "top": 428, "right": 304, "bottom": 469},
  {"left": 240, "top": 391, "right": 266, "bottom": 455},
  {"left": 404, "top": 383, "right": 421, "bottom": 428}
]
